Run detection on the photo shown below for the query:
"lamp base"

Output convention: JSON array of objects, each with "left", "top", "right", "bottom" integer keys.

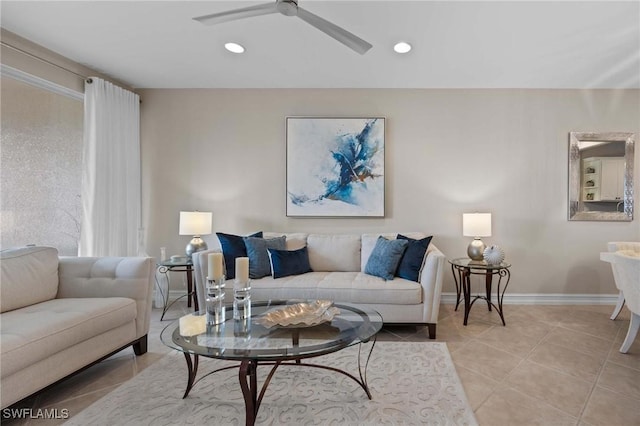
[
  {"left": 467, "top": 238, "right": 486, "bottom": 261},
  {"left": 186, "top": 236, "right": 208, "bottom": 260}
]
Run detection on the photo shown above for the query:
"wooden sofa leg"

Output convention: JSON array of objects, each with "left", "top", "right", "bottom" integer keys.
[
  {"left": 133, "top": 335, "right": 148, "bottom": 355},
  {"left": 427, "top": 324, "right": 436, "bottom": 340}
]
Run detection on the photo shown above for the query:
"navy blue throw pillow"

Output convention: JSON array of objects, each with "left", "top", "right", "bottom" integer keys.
[
  {"left": 216, "top": 231, "right": 262, "bottom": 279},
  {"left": 268, "top": 246, "right": 313, "bottom": 279},
  {"left": 364, "top": 236, "right": 409, "bottom": 280},
  {"left": 396, "top": 234, "right": 433, "bottom": 282}
]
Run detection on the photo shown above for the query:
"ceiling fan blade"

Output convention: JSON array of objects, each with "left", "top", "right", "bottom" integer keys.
[
  {"left": 296, "top": 7, "right": 372, "bottom": 55},
  {"left": 193, "top": 2, "right": 279, "bottom": 26}
]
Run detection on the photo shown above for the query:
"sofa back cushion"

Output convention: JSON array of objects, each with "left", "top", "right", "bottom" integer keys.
[
  {"left": 307, "top": 234, "right": 361, "bottom": 272},
  {"left": 1, "top": 246, "right": 59, "bottom": 313},
  {"left": 263, "top": 232, "right": 308, "bottom": 251}
]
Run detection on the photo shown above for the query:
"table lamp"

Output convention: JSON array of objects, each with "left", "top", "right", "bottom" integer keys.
[
  {"left": 463, "top": 213, "right": 492, "bottom": 261},
  {"left": 179, "top": 211, "right": 212, "bottom": 259}
]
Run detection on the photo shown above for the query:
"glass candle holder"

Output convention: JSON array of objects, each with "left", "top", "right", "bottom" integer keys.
[
  {"left": 205, "top": 275, "right": 226, "bottom": 325},
  {"left": 233, "top": 278, "right": 251, "bottom": 320}
]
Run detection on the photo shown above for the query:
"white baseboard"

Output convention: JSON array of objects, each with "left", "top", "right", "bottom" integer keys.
[
  {"left": 440, "top": 292, "right": 619, "bottom": 305},
  {"left": 156, "top": 290, "right": 619, "bottom": 307}
]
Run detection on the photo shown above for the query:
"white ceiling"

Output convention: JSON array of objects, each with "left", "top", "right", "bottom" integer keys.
[{"left": 1, "top": 1, "right": 639, "bottom": 89}]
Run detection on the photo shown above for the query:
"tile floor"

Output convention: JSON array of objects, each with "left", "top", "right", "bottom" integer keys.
[{"left": 4, "top": 301, "right": 640, "bottom": 425}]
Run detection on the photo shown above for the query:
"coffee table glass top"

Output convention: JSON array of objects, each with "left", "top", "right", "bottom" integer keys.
[{"left": 160, "top": 300, "right": 383, "bottom": 362}]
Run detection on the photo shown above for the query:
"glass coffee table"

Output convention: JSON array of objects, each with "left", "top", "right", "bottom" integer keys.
[{"left": 161, "top": 300, "right": 382, "bottom": 426}]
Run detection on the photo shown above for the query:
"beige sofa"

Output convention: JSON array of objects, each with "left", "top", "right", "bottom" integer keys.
[
  {"left": 0, "top": 246, "right": 154, "bottom": 408},
  {"left": 193, "top": 232, "right": 445, "bottom": 338}
]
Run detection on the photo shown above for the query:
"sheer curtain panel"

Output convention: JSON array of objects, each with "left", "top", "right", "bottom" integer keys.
[{"left": 79, "top": 77, "right": 142, "bottom": 257}]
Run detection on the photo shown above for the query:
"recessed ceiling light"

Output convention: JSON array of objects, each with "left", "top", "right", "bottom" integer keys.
[
  {"left": 224, "top": 42, "right": 245, "bottom": 54},
  {"left": 393, "top": 42, "right": 412, "bottom": 54}
]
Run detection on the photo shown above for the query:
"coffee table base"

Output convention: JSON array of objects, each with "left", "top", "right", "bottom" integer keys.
[{"left": 181, "top": 339, "right": 377, "bottom": 426}]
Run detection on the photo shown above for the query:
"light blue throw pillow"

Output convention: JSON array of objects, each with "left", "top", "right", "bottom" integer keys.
[
  {"left": 364, "top": 236, "right": 409, "bottom": 280},
  {"left": 243, "top": 236, "right": 286, "bottom": 279}
]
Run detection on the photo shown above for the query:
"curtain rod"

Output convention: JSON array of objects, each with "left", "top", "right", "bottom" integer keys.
[{"left": 1, "top": 41, "right": 92, "bottom": 83}]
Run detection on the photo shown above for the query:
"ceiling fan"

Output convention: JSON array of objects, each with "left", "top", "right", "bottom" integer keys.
[{"left": 193, "top": 0, "right": 373, "bottom": 55}]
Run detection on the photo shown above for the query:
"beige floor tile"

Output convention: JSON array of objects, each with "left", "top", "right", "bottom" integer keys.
[
  {"left": 134, "top": 351, "right": 166, "bottom": 373},
  {"left": 528, "top": 341, "right": 605, "bottom": 382},
  {"left": 438, "top": 303, "right": 458, "bottom": 320},
  {"left": 581, "top": 385, "right": 640, "bottom": 426},
  {"left": 35, "top": 355, "right": 135, "bottom": 407},
  {"left": 611, "top": 320, "right": 640, "bottom": 357},
  {"left": 480, "top": 319, "right": 552, "bottom": 357},
  {"left": 455, "top": 366, "right": 499, "bottom": 410},
  {"left": 37, "top": 385, "right": 120, "bottom": 425},
  {"left": 596, "top": 361, "right": 640, "bottom": 400},
  {"left": 507, "top": 305, "right": 566, "bottom": 326},
  {"left": 436, "top": 316, "right": 491, "bottom": 344},
  {"left": 505, "top": 360, "right": 592, "bottom": 417},
  {"left": 380, "top": 325, "right": 422, "bottom": 339},
  {"left": 544, "top": 326, "right": 614, "bottom": 358},
  {"left": 374, "top": 329, "right": 406, "bottom": 342},
  {"left": 558, "top": 308, "right": 622, "bottom": 341},
  {"left": 581, "top": 304, "right": 630, "bottom": 321},
  {"left": 451, "top": 340, "right": 522, "bottom": 382},
  {"left": 607, "top": 333, "right": 640, "bottom": 371},
  {"left": 614, "top": 307, "right": 631, "bottom": 321},
  {"left": 475, "top": 385, "right": 579, "bottom": 426},
  {"left": 434, "top": 314, "right": 495, "bottom": 339},
  {"left": 444, "top": 340, "right": 471, "bottom": 354}
]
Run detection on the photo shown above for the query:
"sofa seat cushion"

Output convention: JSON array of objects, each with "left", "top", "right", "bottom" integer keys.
[
  {"left": 250, "top": 272, "right": 422, "bottom": 305},
  {"left": 0, "top": 297, "right": 136, "bottom": 378}
]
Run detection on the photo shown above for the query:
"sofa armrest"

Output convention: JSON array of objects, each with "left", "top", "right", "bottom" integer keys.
[
  {"left": 57, "top": 256, "right": 154, "bottom": 340},
  {"left": 419, "top": 244, "right": 446, "bottom": 323}
]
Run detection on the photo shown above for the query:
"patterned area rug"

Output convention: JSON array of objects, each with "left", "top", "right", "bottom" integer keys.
[{"left": 66, "top": 342, "right": 477, "bottom": 425}]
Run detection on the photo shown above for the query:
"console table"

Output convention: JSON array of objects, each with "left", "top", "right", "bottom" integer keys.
[
  {"left": 156, "top": 259, "right": 198, "bottom": 321},
  {"left": 449, "top": 258, "right": 511, "bottom": 326}
]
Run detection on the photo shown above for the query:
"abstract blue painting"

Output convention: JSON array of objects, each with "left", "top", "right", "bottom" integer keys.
[{"left": 286, "top": 117, "right": 385, "bottom": 217}]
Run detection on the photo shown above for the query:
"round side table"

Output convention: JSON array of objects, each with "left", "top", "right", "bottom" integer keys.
[{"left": 449, "top": 258, "right": 511, "bottom": 326}]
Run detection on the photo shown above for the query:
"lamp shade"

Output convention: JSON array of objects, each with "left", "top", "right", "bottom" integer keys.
[
  {"left": 179, "top": 211, "right": 212, "bottom": 236},
  {"left": 463, "top": 213, "right": 492, "bottom": 237}
]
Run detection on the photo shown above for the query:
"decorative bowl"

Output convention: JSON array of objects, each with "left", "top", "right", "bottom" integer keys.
[
  {"left": 483, "top": 245, "right": 505, "bottom": 265},
  {"left": 256, "top": 300, "right": 340, "bottom": 329}
]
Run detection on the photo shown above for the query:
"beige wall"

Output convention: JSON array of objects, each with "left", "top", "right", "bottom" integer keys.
[{"left": 140, "top": 88, "right": 639, "bottom": 296}]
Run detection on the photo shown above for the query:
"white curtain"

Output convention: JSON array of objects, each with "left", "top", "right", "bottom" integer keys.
[{"left": 79, "top": 77, "right": 142, "bottom": 257}]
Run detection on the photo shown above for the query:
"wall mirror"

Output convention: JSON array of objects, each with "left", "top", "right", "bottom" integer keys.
[{"left": 569, "top": 132, "right": 634, "bottom": 221}]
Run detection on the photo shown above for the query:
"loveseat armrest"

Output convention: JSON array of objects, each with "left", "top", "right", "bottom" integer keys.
[
  {"left": 419, "top": 244, "right": 446, "bottom": 324},
  {"left": 57, "top": 256, "right": 155, "bottom": 340}
]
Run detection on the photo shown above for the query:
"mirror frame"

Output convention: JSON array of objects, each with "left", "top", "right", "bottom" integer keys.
[{"left": 568, "top": 132, "right": 634, "bottom": 221}]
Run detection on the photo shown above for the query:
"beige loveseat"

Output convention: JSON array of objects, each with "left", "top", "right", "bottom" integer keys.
[
  {"left": 0, "top": 246, "right": 154, "bottom": 408},
  {"left": 193, "top": 232, "right": 445, "bottom": 338}
]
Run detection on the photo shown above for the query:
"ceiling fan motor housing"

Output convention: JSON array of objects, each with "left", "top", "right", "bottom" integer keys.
[{"left": 277, "top": 0, "right": 298, "bottom": 16}]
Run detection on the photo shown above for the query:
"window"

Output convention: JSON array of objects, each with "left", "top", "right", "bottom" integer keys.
[{"left": 1, "top": 72, "right": 83, "bottom": 255}]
